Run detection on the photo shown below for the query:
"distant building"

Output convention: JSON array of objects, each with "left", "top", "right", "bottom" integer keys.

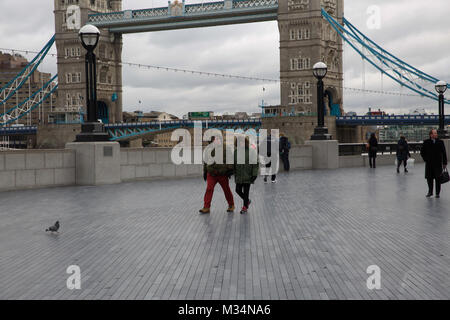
[
  {"left": 378, "top": 125, "right": 437, "bottom": 143},
  {"left": 249, "top": 112, "right": 261, "bottom": 119},
  {"left": 122, "top": 110, "right": 178, "bottom": 123}
]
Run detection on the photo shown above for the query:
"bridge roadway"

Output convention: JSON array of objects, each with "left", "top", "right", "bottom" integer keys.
[
  {"left": 88, "top": 0, "right": 279, "bottom": 34},
  {"left": 0, "top": 164, "right": 448, "bottom": 299},
  {"left": 0, "top": 125, "right": 37, "bottom": 136},
  {"left": 105, "top": 119, "right": 261, "bottom": 140},
  {"left": 2, "top": 114, "right": 450, "bottom": 139}
]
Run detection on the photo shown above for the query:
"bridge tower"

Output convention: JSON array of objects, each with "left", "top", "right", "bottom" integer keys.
[
  {"left": 278, "top": 0, "right": 344, "bottom": 116},
  {"left": 53, "top": 0, "right": 123, "bottom": 124}
]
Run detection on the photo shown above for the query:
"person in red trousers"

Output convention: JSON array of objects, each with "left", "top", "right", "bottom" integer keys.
[{"left": 199, "top": 137, "right": 234, "bottom": 214}]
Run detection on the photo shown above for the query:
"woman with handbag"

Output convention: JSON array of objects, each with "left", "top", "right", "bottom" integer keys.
[
  {"left": 368, "top": 133, "right": 378, "bottom": 169},
  {"left": 420, "top": 129, "right": 448, "bottom": 198}
]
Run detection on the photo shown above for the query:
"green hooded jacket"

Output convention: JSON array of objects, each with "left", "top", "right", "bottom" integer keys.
[{"left": 234, "top": 146, "right": 259, "bottom": 184}]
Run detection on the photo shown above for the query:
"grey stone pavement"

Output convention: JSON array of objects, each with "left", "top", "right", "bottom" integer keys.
[{"left": 0, "top": 163, "right": 449, "bottom": 300}]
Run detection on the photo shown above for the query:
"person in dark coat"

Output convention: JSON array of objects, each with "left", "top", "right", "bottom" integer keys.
[
  {"left": 420, "top": 129, "right": 448, "bottom": 198},
  {"left": 367, "top": 133, "right": 378, "bottom": 168},
  {"left": 234, "top": 136, "right": 259, "bottom": 214},
  {"left": 279, "top": 133, "right": 291, "bottom": 172},
  {"left": 396, "top": 136, "right": 411, "bottom": 173}
]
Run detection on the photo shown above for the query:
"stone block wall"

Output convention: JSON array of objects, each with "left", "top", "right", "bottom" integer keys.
[
  {"left": 0, "top": 150, "right": 76, "bottom": 191},
  {"left": 120, "top": 148, "right": 203, "bottom": 181}
]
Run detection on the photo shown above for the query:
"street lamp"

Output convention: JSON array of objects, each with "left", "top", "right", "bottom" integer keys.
[
  {"left": 435, "top": 80, "right": 448, "bottom": 139},
  {"left": 75, "top": 24, "right": 109, "bottom": 142},
  {"left": 311, "top": 62, "right": 332, "bottom": 140}
]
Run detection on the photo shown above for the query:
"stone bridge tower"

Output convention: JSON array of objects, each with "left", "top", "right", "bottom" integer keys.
[
  {"left": 53, "top": 0, "right": 123, "bottom": 124},
  {"left": 278, "top": 0, "right": 344, "bottom": 116}
]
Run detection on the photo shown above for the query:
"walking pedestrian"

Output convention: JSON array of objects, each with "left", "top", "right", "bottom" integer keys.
[
  {"left": 396, "top": 136, "right": 411, "bottom": 173},
  {"left": 199, "top": 137, "right": 235, "bottom": 214},
  {"left": 279, "top": 133, "right": 291, "bottom": 172},
  {"left": 420, "top": 129, "right": 448, "bottom": 198},
  {"left": 367, "top": 133, "right": 378, "bottom": 168},
  {"left": 234, "top": 136, "right": 259, "bottom": 214},
  {"left": 263, "top": 134, "right": 278, "bottom": 183}
]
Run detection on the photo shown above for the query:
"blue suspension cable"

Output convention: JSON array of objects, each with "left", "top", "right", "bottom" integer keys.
[
  {"left": 322, "top": 9, "right": 449, "bottom": 103},
  {"left": 0, "top": 36, "right": 55, "bottom": 107}
]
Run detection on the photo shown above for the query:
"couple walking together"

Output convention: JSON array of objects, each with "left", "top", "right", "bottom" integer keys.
[{"left": 199, "top": 136, "right": 259, "bottom": 215}]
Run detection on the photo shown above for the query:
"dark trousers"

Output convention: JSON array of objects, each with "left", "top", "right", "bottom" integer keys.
[
  {"left": 397, "top": 159, "right": 407, "bottom": 169},
  {"left": 369, "top": 156, "right": 376, "bottom": 168},
  {"left": 427, "top": 178, "right": 441, "bottom": 195},
  {"left": 235, "top": 183, "right": 251, "bottom": 207},
  {"left": 281, "top": 152, "right": 290, "bottom": 171}
]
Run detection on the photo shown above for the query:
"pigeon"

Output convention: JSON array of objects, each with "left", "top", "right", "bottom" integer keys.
[{"left": 46, "top": 221, "right": 60, "bottom": 233}]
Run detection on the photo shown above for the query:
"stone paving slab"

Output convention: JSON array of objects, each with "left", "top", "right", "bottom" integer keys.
[{"left": 0, "top": 163, "right": 448, "bottom": 300}]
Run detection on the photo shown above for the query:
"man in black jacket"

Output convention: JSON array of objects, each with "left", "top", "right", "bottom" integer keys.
[
  {"left": 279, "top": 133, "right": 291, "bottom": 172},
  {"left": 420, "top": 129, "right": 448, "bottom": 198}
]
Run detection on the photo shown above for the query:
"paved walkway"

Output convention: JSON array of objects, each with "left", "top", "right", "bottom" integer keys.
[{"left": 0, "top": 163, "right": 449, "bottom": 300}]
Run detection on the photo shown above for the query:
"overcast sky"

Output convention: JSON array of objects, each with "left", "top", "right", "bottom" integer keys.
[{"left": 1, "top": 0, "right": 449, "bottom": 117}]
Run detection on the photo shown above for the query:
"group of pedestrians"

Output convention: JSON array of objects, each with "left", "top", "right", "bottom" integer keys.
[
  {"left": 198, "top": 136, "right": 259, "bottom": 215},
  {"left": 367, "top": 129, "right": 447, "bottom": 198},
  {"left": 199, "top": 134, "right": 291, "bottom": 215}
]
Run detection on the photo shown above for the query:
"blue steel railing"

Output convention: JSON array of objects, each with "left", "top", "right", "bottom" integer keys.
[
  {"left": 339, "top": 142, "right": 423, "bottom": 156},
  {"left": 105, "top": 119, "right": 262, "bottom": 140},
  {"left": 336, "top": 115, "right": 450, "bottom": 126},
  {"left": 0, "top": 126, "right": 37, "bottom": 136}
]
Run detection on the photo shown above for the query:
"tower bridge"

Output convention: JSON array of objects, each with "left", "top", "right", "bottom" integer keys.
[{"left": 52, "top": 0, "right": 345, "bottom": 129}]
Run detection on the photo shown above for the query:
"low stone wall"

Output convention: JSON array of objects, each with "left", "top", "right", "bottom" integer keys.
[
  {"left": 0, "top": 149, "right": 76, "bottom": 191},
  {"left": 339, "top": 153, "right": 425, "bottom": 168},
  {"left": 120, "top": 147, "right": 203, "bottom": 182},
  {"left": 120, "top": 145, "right": 313, "bottom": 181},
  {"left": 286, "top": 145, "right": 313, "bottom": 171}
]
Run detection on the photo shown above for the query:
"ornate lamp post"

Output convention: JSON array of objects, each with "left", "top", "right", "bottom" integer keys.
[
  {"left": 311, "top": 62, "right": 332, "bottom": 140},
  {"left": 75, "top": 24, "right": 109, "bottom": 142},
  {"left": 435, "top": 80, "right": 448, "bottom": 139}
]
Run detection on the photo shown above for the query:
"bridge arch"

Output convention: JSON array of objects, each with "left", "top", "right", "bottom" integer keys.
[{"left": 97, "top": 100, "right": 109, "bottom": 124}]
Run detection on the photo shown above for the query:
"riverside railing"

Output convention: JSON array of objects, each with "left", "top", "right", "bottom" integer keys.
[{"left": 339, "top": 142, "right": 423, "bottom": 156}]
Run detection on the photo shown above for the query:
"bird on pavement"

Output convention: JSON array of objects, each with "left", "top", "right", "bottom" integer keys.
[{"left": 46, "top": 221, "right": 60, "bottom": 233}]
